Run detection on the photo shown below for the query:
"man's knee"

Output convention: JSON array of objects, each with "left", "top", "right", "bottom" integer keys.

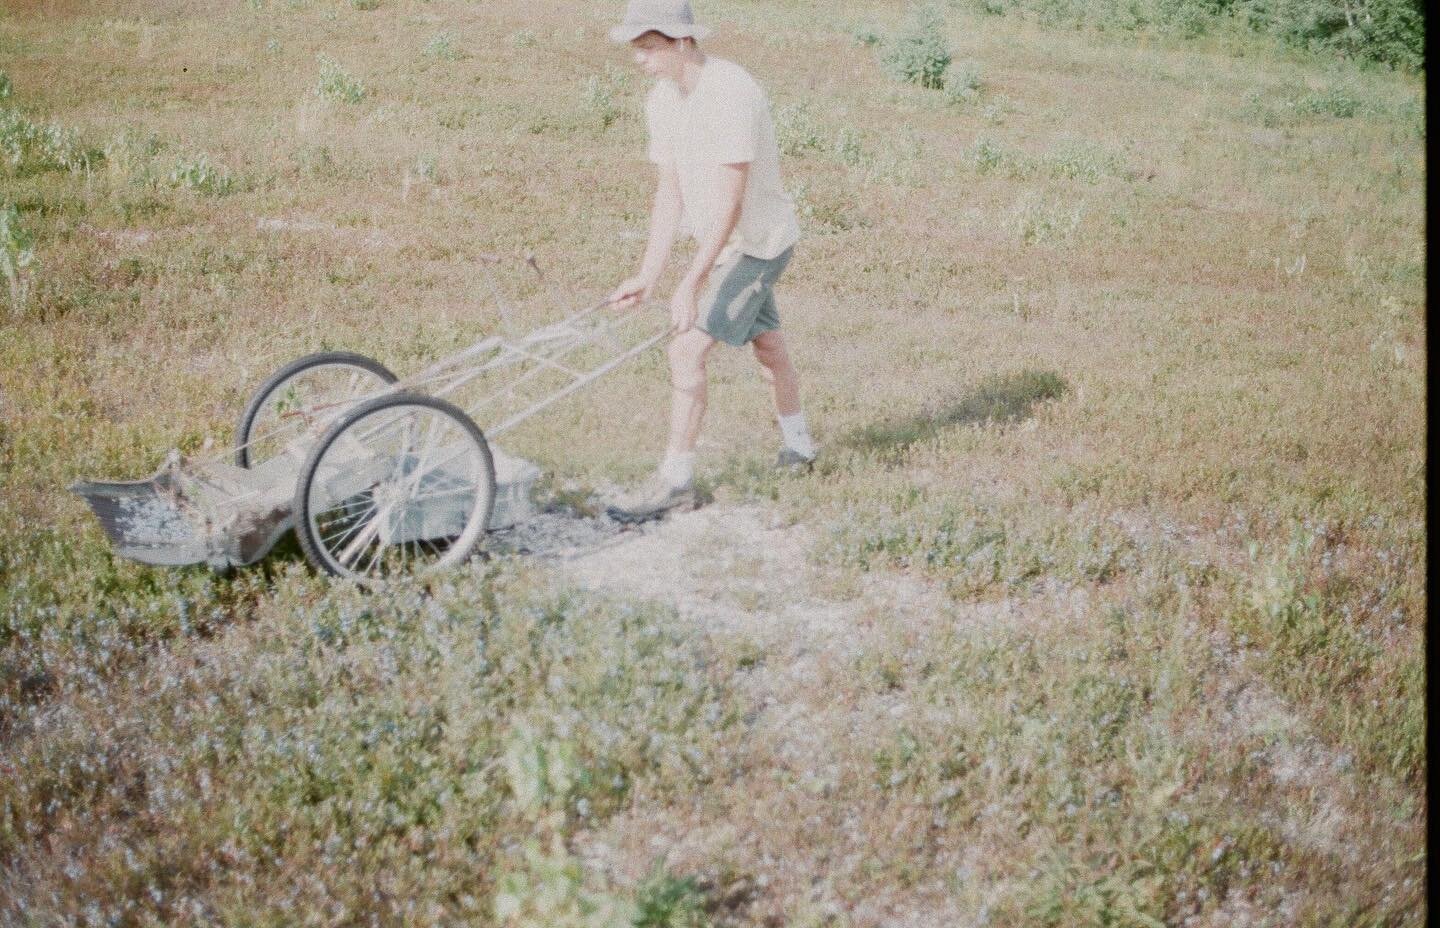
[
  {"left": 751, "top": 335, "right": 790, "bottom": 372},
  {"left": 668, "top": 333, "right": 712, "bottom": 390}
]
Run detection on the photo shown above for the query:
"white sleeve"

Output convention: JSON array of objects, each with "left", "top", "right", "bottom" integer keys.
[{"left": 701, "top": 81, "right": 759, "bottom": 165}]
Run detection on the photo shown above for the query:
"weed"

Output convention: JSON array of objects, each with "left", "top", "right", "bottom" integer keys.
[
  {"left": 1045, "top": 139, "right": 1123, "bottom": 181},
  {"left": 1297, "top": 84, "right": 1363, "bottom": 118},
  {"left": 633, "top": 865, "right": 709, "bottom": 928},
  {"left": 350, "top": 0, "right": 380, "bottom": 8},
  {"left": 943, "top": 59, "right": 982, "bottom": 104},
  {"left": 581, "top": 67, "right": 630, "bottom": 131},
  {"left": 852, "top": 25, "right": 883, "bottom": 46},
  {"left": 424, "top": 31, "right": 461, "bottom": 61},
  {"left": 511, "top": 30, "right": 538, "bottom": 48},
  {"left": 103, "top": 127, "right": 163, "bottom": 183},
  {"left": 316, "top": 55, "right": 365, "bottom": 104},
  {"left": 968, "top": 134, "right": 1030, "bottom": 175},
  {"left": 882, "top": 5, "right": 953, "bottom": 90},
  {"left": 495, "top": 839, "right": 637, "bottom": 928},
  {"left": 773, "top": 101, "right": 826, "bottom": 156},
  {"left": 0, "top": 106, "right": 101, "bottom": 174},
  {"left": 0, "top": 71, "right": 12, "bottom": 100},
  {"left": 167, "top": 154, "right": 234, "bottom": 195},
  {"left": 1, "top": 203, "right": 37, "bottom": 313},
  {"left": 793, "top": 181, "right": 863, "bottom": 234},
  {"left": 833, "top": 126, "right": 869, "bottom": 168},
  {"left": 412, "top": 152, "right": 437, "bottom": 182},
  {"left": 1010, "top": 190, "right": 1084, "bottom": 243}
]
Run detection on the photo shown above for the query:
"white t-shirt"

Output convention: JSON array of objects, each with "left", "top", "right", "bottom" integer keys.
[{"left": 645, "top": 57, "right": 800, "bottom": 261}]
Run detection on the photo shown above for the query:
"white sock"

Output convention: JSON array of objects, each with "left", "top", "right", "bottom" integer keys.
[
  {"left": 778, "top": 412, "right": 815, "bottom": 458},
  {"left": 659, "top": 451, "right": 695, "bottom": 488}
]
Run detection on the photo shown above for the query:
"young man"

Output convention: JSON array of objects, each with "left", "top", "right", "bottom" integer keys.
[{"left": 605, "top": 0, "right": 817, "bottom": 523}]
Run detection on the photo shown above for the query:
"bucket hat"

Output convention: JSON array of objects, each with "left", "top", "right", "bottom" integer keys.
[{"left": 608, "top": 0, "right": 712, "bottom": 43}]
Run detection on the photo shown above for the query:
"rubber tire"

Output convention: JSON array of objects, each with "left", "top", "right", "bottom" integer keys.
[
  {"left": 235, "top": 351, "right": 398, "bottom": 468},
  {"left": 293, "top": 392, "right": 497, "bottom": 582}
]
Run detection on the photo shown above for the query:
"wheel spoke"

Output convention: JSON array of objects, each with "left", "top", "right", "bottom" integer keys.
[{"left": 303, "top": 397, "right": 495, "bottom": 583}]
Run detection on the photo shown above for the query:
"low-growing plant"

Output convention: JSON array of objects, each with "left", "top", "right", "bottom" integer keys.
[
  {"left": 943, "top": 59, "right": 982, "bottom": 104},
  {"left": 1, "top": 202, "right": 37, "bottom": 313},
  {"left": 773, "top": 100, "right": 826, "bottom": 156},
  {"left": 581, "top": 68, "right": 630, "bottom": 131},
  {"left": 316, "top": 55, "right": 365, "bottom": 104},
  {"left": 424, "top": 30, "right": 461, "bottom": 60},
  {"left": 1045, "top": 139, "right": 1123, "bottom": 181},
  {"left": 167, "top": 154, "right": 234, "bottom": 195},
  {"left": 852, "top": 25, "right": 883, "bottom": 45},
  {"left": 0, "top": 106, "right": 100, "bottom": 174},
  {"left": 968, "top": 134, "right": 1030, "bottom": 175},
  {"left": 633, "top": 865, "right": 710, "bottom": 928},
  {"left": 0, "top": 71, "right": 12, "bottom": 100},
  {"left": 412, "top": 152, "right": 438, "bottom": 181},
  {"left": 1012, "top": 190, "right": 1085, "bottom": 244},
  {"left": 1296, "top": 84, "right": 1362, "bottom": 117},
  {"left": 881, "top": 4, "right": 952, "bottom": 89},
  {"left": 832, "top": 126, "right": 869, "bottom": 167},
  {"left": 103, "top": 126, "right": 163, "bottom": 183},
  {"left": 350, "top": 0, "right": 379, "bottom": 8},
  {"left": 495, "top": 840, "right": 637, "bottom": 928}
]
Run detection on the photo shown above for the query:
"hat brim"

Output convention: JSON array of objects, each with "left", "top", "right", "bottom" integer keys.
[{"left": 608, "top": 22, "right": 711, "bottom": 42}]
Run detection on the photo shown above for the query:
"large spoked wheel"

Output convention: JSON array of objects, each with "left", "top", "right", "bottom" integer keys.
[
  {"left": 294, "top": 392, "right": 497, "bottom": 584},
  {"left": 236, "top": 351, "right": 398, "bottom": 468}
]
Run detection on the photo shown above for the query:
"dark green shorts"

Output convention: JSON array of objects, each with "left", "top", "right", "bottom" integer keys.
[{"left": 699, "top": 247, "right": 794, "bottom": 347}]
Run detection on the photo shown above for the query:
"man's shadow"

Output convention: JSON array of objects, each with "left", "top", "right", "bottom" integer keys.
[{"left": 839, "top": 368, "right": 1068, "bottom": 460}]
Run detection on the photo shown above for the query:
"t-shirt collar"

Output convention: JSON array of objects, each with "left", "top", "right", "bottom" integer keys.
[{"left": 673, "top": 55, "right": 711, "bottom": 101}]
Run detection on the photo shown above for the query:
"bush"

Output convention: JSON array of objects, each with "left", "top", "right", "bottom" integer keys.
[
  {"left": 882, "top": 5, "right": 953, "bottom": 89},
  {"left": 1238, "top": 0, "right": 1423, "bottom": 68}
]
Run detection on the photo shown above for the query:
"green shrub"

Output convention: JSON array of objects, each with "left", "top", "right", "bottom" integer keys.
[
  {"left": 0, "top": 71, "right": 12, "bottom": 100},
  {"left": 316, "top": 55, "right": 365, "bottom": 104},
  {"left": 882, "top": 5, "right": 953, "bottom": 89},
  {"left": 1238, "top": 0, "right": 1423, "bottom": 69}
]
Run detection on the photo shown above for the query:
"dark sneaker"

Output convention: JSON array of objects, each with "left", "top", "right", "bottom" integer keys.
[
  {"left": 774, "top": 446, "right": 817, "bottom": 472},
  {"left": 605, "top": 474, "right": 696, "bottom": 524}
]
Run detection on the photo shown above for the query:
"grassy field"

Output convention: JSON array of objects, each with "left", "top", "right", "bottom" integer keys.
[{"left": 0, "top": 0, "right": 1425, "bottom": 925}]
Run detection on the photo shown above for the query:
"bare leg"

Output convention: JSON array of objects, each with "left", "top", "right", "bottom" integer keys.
[
  {"left": 666, "top": 329, "right": 717, "bottom": 454},
  {"left": 751, "top": 329, "right": 802, "bottom": 417}
]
